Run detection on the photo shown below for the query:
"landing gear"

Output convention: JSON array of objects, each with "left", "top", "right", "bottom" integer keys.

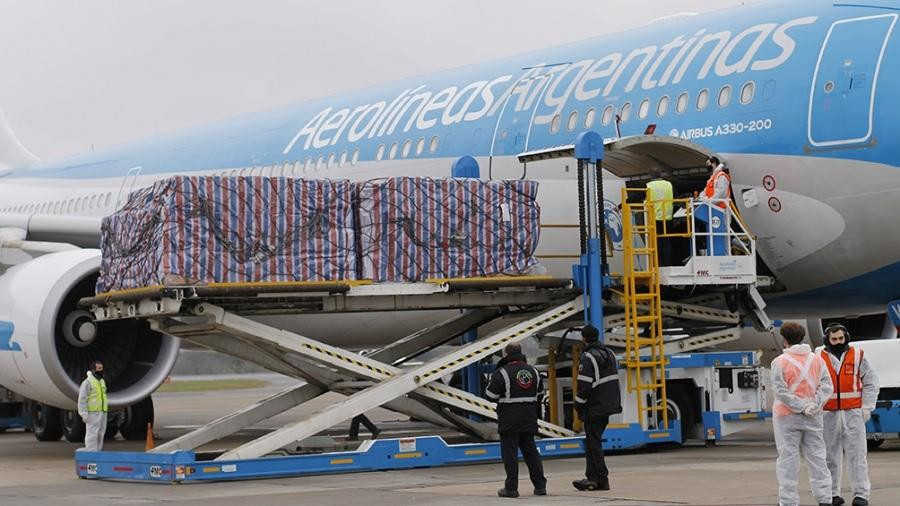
[
  {"left": 118, "top": 396, "right": 154, "bottom": 441},
  {"left": 61, "top": 409, "right": 86, "bottom": 442},
  {"left": 31, "top": 403, "right": 63, "bottom": 441}
]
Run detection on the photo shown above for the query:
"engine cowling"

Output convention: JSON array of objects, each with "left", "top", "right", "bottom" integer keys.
[{"left": 0, "top": 249, "right": 179, "bottom": 408}]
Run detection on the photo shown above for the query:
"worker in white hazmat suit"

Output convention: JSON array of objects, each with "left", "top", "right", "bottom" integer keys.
[
  {"left": 77, "top": 360, "right": 108, "bottom": 452},
  {"left": 817, "top": 324, "right": 879, "bottom": 506},
  {"left": 771, "top": 322, "right": 834, "bottom": 506}
]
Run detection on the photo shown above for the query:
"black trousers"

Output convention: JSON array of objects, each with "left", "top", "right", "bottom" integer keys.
[
  {"left": 500, "top": 432, "right": 546, "bottom": 491},
  {"left": 584, "top": 414, "right": 609, "bottom": 482},
  {"left": 655, "top": 220, "right": 673, "bottom": 266},
  {"left": 348, "top": 415, "right": 378, "bottom": 440}
]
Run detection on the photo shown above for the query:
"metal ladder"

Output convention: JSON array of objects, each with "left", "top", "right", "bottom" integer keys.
[{"left": 621, "top": 188, "right": 668, "bottom": 431}]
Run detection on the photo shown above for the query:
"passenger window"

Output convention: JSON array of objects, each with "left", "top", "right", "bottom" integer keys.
[
  {"left": 388, "top": 142, "right": 398, "bottom": 160},
  {"left": 619, "top": 102, "right": 632, "bottom": 122},
  {"left": 601, "top": 105, "right": 614, "bottom": 125},
  {"left": 304, "top": 157, "right": 313, "bottom": 173},
  {"left": 429, "top": 135, "right": 439, "bottom": 153},
  {"left": 105, "top": 193, "right": 112, "bottom": 207},
  {"left": 351, "top": 148, "right": 360, "bottom": 165},
  {"left": 292, "top": 160, "right": 302, "bottom": 175},
  {"left": 566, "top": 111, "right": 579, "bottom": 132},
  {"left": 717, "top": 85, "right": 732, "bottom": 108},
  {"left": 376, "top": 144, "right": 385, "bottom": 161},
  {"left": 401, "top": 139, "right": 411, "bottom": 158},
  {"left": 339, "top": 151, "right": 348, "bottom": 167},
  {"left": 584, "top": 107, "right": 596, "bottom": 129},
  {"left": 676, "top": 92, "right": 689, "bottom": 114},
  {"left": 327, "top": 152, "right": 335, "bottom": 168},
  {"left": 550, "top": 114, "right": 561, "bottom": 134},
  {"left": 90, "top": 195, "right": 97, "bottom": 209},
  {"left": 697, "top": 89, "right": 710, "bottom": 111},
  {"left": 315, "top": 155, "right": 324, "bottom": 171},
  {"left": 415, "top": 137, "right": 425, "bottom": 156},
  {"left": 638, "top": 99, "right": 650, "bottom": 120},
  {"left": 740, "top": 81, "right": 755, "bottom": 104},
  {"left": 657, "top": 96, "right": 669, "bottom": 117}
]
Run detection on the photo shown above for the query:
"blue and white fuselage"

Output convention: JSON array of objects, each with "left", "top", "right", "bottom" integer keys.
[{"left": 1, "top": 0, "right": 899, "bottom": 321}]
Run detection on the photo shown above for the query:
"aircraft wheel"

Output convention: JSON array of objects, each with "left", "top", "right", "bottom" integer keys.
[
  {"left": 119, "top": 396, "right": 154, "bottom": 441},
  {"left": 31, "top": 403, "right": 63, "bottom": 441},
  {"left": 61, "top": 409, "right": 86, "bottom": 442}
]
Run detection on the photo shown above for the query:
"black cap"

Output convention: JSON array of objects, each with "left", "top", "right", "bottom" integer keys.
[{"left": 581, "top": 325, "right": 600, "bottom": 342}]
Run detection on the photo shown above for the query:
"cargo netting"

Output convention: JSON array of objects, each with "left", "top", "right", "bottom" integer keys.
[
  {"left": 97, "top": 176, "right": 357, "bottom": 292},
  {"left": 356, "top": 177, "right": 540, "bottom": 282},
  {"left": 97, "top": 176, "right": 541, "bottom": 292}
]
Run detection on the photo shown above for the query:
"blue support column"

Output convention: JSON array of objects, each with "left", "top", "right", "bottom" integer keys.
[
  {"left": 452, "top": 156, "right": 482, "bottom": 404},
  {"left": 572, "top": 131, "right": 607, "bottom": 335}
]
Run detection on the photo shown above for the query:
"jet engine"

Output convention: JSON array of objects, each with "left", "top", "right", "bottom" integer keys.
[{"left": 0, "top": 249, "right": 179, "bottom": 440}]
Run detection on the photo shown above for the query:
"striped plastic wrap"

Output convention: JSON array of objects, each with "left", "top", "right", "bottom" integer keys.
[
  {"left": 97, "top": 176, "right": 357, "bottom": 293},
  {"left": 356, "top": 177, "right": 541, "bottom": 282}
]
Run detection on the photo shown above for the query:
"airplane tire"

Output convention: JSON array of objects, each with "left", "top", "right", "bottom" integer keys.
[
  {"left": 867, "top": 437, "right": 885, "bottom": 450},
  {"left": 104, "top": 412, "right": 120, "bottom": 440},
  {"left": 119, "top": 396, "right": 154, "bottom": 441},
  {"left": 61, "top": 409, "right": 86, "bottom": 443},
  {"left": 31, "top": 403, "right": 63, "bottom": 441}
]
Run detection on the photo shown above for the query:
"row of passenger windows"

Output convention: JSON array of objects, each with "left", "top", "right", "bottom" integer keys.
[
  {"left": 375, "top": 135, "right": 440, "bottom": 161},
  {"left": 1, "top": 137, "right": 443, "bottom": 215},
  {"left": 550, "top": 81, "right": 757, "bottom": 134},
  {"left": 1, "top": 192, "right": 115, "bottom": 215}
]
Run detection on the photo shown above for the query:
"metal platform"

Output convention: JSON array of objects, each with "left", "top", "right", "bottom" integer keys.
[{"left": 75, "top": 428, "right": 681, "bottom": 483}]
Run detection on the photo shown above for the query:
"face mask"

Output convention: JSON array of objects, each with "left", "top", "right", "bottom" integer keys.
[
  {"left": 826, "top": 341, "right": 848, "bottom": 355},
  {"left": 93, "top": 370, "right": 104, "bottom": 380}
]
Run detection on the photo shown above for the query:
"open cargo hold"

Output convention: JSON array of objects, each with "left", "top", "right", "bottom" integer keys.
[
  {"left": 97, "top": 176, "right": 357, "bottom": 293},
  {"left": 356, "top": 177, "right": 541, "bottom": 282}
]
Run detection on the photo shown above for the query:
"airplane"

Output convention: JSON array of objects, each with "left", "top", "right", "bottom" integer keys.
[{"left": 1, "top": 0, "right": 898, "bottom": 442}]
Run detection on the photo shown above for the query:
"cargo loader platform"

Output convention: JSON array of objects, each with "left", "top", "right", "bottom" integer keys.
[{"left": 75, "top": 132, "right": 772, "bottom": 483}]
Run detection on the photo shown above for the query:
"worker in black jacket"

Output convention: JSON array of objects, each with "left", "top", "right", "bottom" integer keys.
[
  {"left": 573, "top": 325, "right": 622, "bottom": 492},
  {"left": 485, "top": 342, "right": 547, "bottom": 498}
]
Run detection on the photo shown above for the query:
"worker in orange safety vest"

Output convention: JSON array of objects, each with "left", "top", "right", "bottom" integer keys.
[
  {"left": 816, "top": 324, "right": 880, "bottom": 506},
  {"left": 703, "top": 156, "right": 732, "bottom": 209}
]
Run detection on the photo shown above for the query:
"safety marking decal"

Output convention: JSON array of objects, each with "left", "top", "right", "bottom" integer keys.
[{"left": 0, "top": 321, "right": 21, "bottom": 352}]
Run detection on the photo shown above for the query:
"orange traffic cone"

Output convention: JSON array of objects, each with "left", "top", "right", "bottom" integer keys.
[{"left": 145, "top": 422, "right": 155, "bottom": 451}]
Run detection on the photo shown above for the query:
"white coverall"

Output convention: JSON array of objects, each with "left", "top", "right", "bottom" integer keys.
[
  {"left": 818, "top": 347, "right": 879, "bottom": 501},
  {"left": 77, "top": 371, "right": 108, "bottom": 452},
  {"left": 771, "top": 344, "right": 834, "bottom": 506}
]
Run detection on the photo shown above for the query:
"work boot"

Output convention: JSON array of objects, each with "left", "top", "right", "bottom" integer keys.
[
  {"left": 596, "top": 477, "right": 610, "bottom": 490},
  {"left": 572, "top": 479, "right": 598, "bottom": 491},
  {"left": 533, "top": 488, "right": 547, "bottom": 496},
  {"left": 497, "top": 488, "right": 519, "bottom": 498},
  {"left": 832, "top": 497, "right": 845, "bottom": 506},
  {"left": 851, "top": 498, "right": 868, "bottom": 506}
]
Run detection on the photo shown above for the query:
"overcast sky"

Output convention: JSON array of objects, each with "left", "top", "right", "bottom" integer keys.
[{"left": 0, "top": 0, "right": 760, "bottom": 161}]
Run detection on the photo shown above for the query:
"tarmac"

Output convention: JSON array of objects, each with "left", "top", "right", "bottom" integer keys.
[{"left": 1, "top": 374, "right": 898, "bottom": 506}]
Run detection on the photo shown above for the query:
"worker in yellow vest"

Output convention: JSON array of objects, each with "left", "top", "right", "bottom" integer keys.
[
  {"left": 646, "top": 167, "right": 674, "bottom": 266},
  {"left": 77, "top": 360, "right": 108, "bottom": 452},
  {"left": 817, "top": 324, "right": 879, "bottom": 506}
]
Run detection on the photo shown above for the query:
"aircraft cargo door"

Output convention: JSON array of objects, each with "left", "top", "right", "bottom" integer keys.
[{"left": 808, "top": 14, "right": 897, "bottom": 147}]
